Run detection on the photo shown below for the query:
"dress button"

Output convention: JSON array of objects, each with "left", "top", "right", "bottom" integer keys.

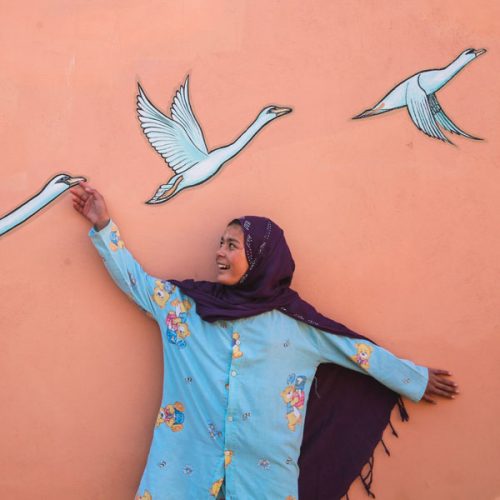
[
  {"left": 231, "top": 370, "right": 237, "bottom": 377},
  {"left": 227, "top": 416, "right": 234, "bottom": 422}
]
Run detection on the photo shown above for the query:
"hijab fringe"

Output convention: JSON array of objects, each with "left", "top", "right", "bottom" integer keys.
[
  {"left": 343, "top": 404, "right": 410, "bottom": 499},
  {"left": 360, "top": 455, "right": 376, "bottom": 498},
  {"left": 380, "top": 439, "right": 390, "bottom": 456},
  {"left": 388, "top": 421, "right": 399, "bottom": 438},
  {"left": 397, "top": 397, "right": 409, "bottom": 421}
]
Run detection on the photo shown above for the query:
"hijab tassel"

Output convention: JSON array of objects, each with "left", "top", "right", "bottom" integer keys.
[
  {"left": 380, "top": 438, "right": 390, "bottom": 456},
  {"left": 359, "top": 455, "right": 376, "bottom": 498},
  {"left": 397, "top": 397, "right": 409, "bottom": 422},
  {"left": 388, "top": 420, "right": 399, "bottom": 437},
  {"left": 345, "top": 401, "right": 408, "bottom": 498}
]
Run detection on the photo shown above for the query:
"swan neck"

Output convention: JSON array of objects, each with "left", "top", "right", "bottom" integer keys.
[
  {"left": 442, "top": 56, "right": 470, "bottom": 80},
  {"left": 220, "top": 116, "right": 268, "bottom": 162},
  {"left": 0, "top": 184, "right": 67, "bottom": 235}
]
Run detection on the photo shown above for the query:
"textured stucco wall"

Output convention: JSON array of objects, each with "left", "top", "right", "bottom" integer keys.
[{"left": 0, "top": 1, "right": 499, "bottom": 498}]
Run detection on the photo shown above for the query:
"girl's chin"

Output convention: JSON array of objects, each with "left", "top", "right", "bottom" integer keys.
[{"left": 216, "top": 273, "right": 239, "bottom": 286}]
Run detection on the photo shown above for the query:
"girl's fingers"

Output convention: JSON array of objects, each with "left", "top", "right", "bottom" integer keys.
[
  {"left": 434, "top": 381, "right": 458, "bottom": 394},
  {"left": 430, "top": 369, "right": 451, "bottom": 376},
  {"left": 71, "top": 196, "right": 85, "bottom": 207},
  {"left": 70, "top": 185, "right": 86, "bottom": 196},
  {"left": 436, "top": 378, "right": 458, "bottom": 389},
  {"left": 70, "top": 192, "right": 82, "bottom": 201},
  {"left": 70, "top": 191, "right": 89, "bottom": 204},
  {"left": 430, "top": 387, "right": 455, "bottom": 398},
  {"left": 91, "top": 190, "right": 104, "bottom": 202},
  {"left": 423, "top": 366, "right": 459, "bottom": 403}
]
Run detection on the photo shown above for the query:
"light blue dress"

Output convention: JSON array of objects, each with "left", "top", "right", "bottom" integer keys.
[{"left": 89, "top": 221, "right": 428, "bottom": 500}]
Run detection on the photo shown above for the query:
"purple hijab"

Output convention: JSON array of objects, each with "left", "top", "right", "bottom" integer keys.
[{"left": 171, "top": 216, "right": 407, "bottom": 499}]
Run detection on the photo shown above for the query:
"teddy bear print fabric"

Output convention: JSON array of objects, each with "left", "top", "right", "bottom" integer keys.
[{"left": 90, "top": 221, "right": 428, "bottom": 500}]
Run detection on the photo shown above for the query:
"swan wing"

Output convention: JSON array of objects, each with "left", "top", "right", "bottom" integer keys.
[
  {"left": 429, "top": 94, "right": 482, "bottom": 140},
  {"left": 406, "top": 76, "right": 452, "bottom": 144},
  {"left": 137, "top": 84, "right": 208, "bottom": 174},
  {"left": 170, "top": 77, "right": 209, "bottom": 154}
]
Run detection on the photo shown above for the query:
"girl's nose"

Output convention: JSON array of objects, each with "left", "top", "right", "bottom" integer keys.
[{"left": 216, "top": 247, "right": 225, "bottom": 258}]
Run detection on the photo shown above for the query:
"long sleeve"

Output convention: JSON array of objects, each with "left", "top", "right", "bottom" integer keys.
[
  {"left": 89, "top": 220, "right": 162, "bottom": 318},
  {"left": 310, "top": 328, "right": 428, "bottom": 402}
]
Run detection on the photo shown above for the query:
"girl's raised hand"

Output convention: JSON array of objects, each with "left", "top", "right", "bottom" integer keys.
[
  {"left": 70, "top": 182, "right": 110, "bottom": 230},
  {"left": 422, "top": 368, "right": 459, "bottom": 404}
]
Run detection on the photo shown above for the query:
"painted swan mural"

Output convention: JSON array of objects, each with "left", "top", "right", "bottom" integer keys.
[
  {"left": 0, "top": 174, "right": 86, "bottom": 237},
  {"left": 353, "top": 48, "right": 487, "bottom": 144},
  {"left": 137, "top": 77, "right": 292, "bottom": 204}
]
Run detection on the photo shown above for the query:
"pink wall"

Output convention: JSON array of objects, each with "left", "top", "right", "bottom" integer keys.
[{"left": 1, "top": 1, "right": 499, "bottom": 498}]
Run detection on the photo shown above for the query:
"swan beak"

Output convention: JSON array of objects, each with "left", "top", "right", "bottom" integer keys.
[
  {"left": 272, "top": 107, "right": 292, "bottom": 117},
  {"left": 474, "top": 49, "right": 486, "bottom": 57},
  {"left": 57, "top": 175, "right": 87, "bottom": 186}
]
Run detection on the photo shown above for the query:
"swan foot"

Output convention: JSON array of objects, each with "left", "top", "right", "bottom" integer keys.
[{"left": 146, "top": 176, "right": 184, "bottom": 205}]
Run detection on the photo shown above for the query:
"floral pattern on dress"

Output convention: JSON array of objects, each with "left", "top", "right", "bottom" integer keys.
[{"left": 208, "top": 422, "right": 222, "bottom": 440}]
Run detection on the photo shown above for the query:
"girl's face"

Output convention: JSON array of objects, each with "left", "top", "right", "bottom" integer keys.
[{"left": 216, "top": 224, "right": 249, "bottom": 285}]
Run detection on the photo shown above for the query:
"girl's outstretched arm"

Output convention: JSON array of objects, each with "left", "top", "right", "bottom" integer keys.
[{"left": 310, "top": 329, "right": 460, "bottom": 404}]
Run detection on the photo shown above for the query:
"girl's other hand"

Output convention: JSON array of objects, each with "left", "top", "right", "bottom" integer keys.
[
  {"left": 422, "top": 368, "right": 459, "bottom": 404},
  {"left": 70, "top": 182, "right": 110, "bottom": 230}
]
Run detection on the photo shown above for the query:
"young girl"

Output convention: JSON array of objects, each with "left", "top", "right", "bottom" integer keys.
[{"left": 71, "top": 182, "right": 457, "bottom": 500}]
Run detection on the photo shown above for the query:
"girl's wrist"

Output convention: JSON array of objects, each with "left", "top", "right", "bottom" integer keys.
[{"left": 94, "top": 218, "right": 111, "bottom": 231}]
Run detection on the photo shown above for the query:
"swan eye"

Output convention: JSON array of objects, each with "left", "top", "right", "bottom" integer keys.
[{"left": 465, "top": 48, "right": 474, "bottom": 55}]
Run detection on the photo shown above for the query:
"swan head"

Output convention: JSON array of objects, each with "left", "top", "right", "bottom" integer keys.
[
  {"left": 53, "top": 174, "right": 87, "bottom": 188},
  {"left": 257, "top": 106, "right": 292, "bottom": 125},
  {"left": 456, "top": 48, "right": 487, "bottom": 65}
]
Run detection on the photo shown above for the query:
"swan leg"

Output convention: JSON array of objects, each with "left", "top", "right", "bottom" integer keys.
[{"left": 146, "top": 175, "right": 184, "bottom": 204}]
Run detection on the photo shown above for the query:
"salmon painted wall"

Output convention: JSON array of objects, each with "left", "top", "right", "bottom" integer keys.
[{"left": 1, "top": 1, "right": 499, "bottom": 498}]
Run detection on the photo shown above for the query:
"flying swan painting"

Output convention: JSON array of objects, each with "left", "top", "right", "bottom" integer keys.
[
  {"left": 0, "top": 173, "right": 86, "bottom": 237},
  {"left": 137, "top": 77, "right": 292, "bottom": 204},
  {"left": 353, "top": 48, "right": 487, "bottom": 144}
]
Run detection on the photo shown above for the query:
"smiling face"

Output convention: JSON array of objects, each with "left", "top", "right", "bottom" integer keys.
[{"left": 215, "top": 223, "right": 249, "bottom": 285}]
